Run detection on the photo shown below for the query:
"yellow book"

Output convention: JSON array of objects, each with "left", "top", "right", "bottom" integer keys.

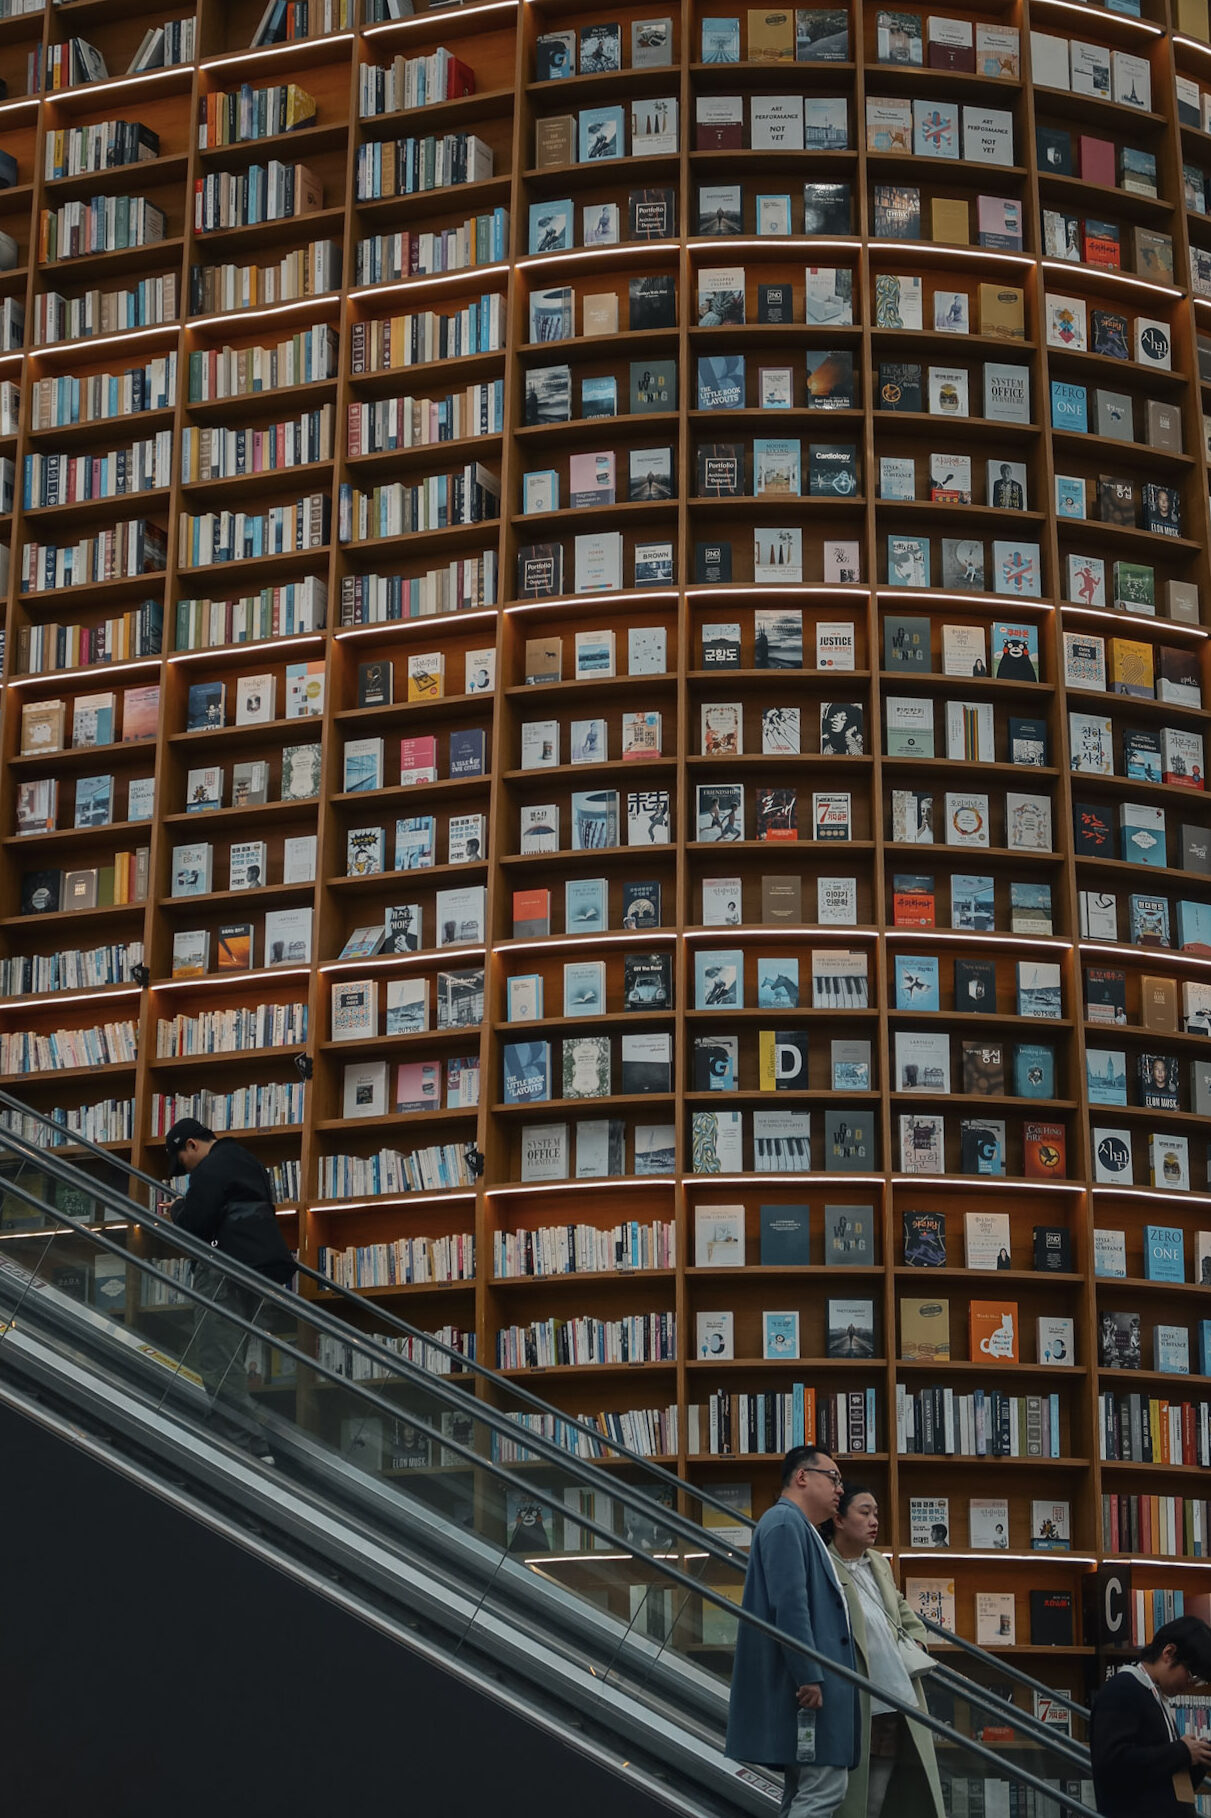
[
  {"left": 900, "top": 1296, "right": 951, "bottom": 1361},
  {"left": 1176, "top": 0, "right": 1210, "bottom": 39},
  {"left": 931, "top": 197, "right": 969, "bottom": 245},
  {"left": 746, "top": 7, "right": 794, "bottom": 60},
  {"left": 978, "top": 282, "right": 1024, "bottom": 339},
  {"left": 1108, "top": 637, "right": 1155, "bottom": 699},
  {"left": 407, "top": 651, "right": 445, "bottom": 700}
]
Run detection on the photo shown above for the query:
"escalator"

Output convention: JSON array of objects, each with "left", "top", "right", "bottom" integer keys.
[{"left": 0, "top": 1093, "right": 1101, "bottom": 1817}]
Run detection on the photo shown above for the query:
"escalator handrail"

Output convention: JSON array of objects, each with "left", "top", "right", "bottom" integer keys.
[
  {"left": 918, "top": 1615, "right": 1091, "bottom": 1721},
  {"left": 0, "top": 1091, "right": 1100, "bottom": 1743},
  {"left": 0, "top": 1169, "right": 1107, "bottom": 1810}
]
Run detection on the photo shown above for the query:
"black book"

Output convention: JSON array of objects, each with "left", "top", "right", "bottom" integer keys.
[
  {"left": 1033, "top": 1226, "right": 1071, "bottom": 1272},
  {"left": 620, "top": 1039, "right": 672, "bottom": 1093},
  {"left": 694, "top": 1036, "right": 737, "bottom": 1091},
  {"left": 903, "top": 1210, "right": 946, "bottom": 1267},
  {"left": 872, "top": 182, "right": 920, "bottom": 239},
  {"left": 878, "top": 362, "right": 922, "bottom": 411},
  {"left": 357, "top": 660, "right": 393, "bottom": 708},
  {"left": 702, "top": 623, "right": 741, "bottom": 665},
  {"left": 697, "top": 442, "right": 743, "bottom": 497},
  {"left": 954, "top": 958, "right": 997, "bottom": 1012},
  {"left": 1090, "top": 309, "right": 1129, "bottom": 361},
  {"left": 629, "top": 187, "right": 675, "bottom": 240},
  {"left": 758, "top": 282, "right": 793, "bottom": 324},
  {"left": 805, "top": 350, "right": 855, "bottom": 409},
  {"left": 1098, "top": 1310, "right": 1141, "bottom": 1369},
  {"left": 623, "top": 951, "right": 672, "bottom": 1010},
  {"left": 1029, "top": 1590, "right": 1074, "bottom": 1646},
  {"left": 694, "top": 539, "right": 732, "bottom": 582},
  {"left": 515, "top": 542, "right": 564, "bottom": 599},
  {"left": 1139, "top": 1052, "right": 1180, "bottom": 1110},
  {"left": 1084, "top": 966, "right": 1127, "bottom": 1022},
  {"left": 621, "top": 880, "right": 661, "bottom": 929},
  {"left": 824, "top": 1108, "right": 874, "bottom": 1170},
  {"left": 1008, "top": 715, "right": 1047, "bottom": 766},
  {"left": 1073, "top": 801, "right": 1113, "bottom": 856},
  {"left": 20, "top": 869, "right": 63, "bottom": 914},
  {"left": 808, "top": 443, "right": 858, "bottom": 497},
  {"left": 1035, "top": 126, "right": 1072, "bottom": 174},
  {"left": 802, "top": 180, "right": 851, "bottom": 234},
  {"left": 629, "top": 275, "right": 676, "bottom": 330},
  {"left": 1142, "top": 482, "right": 1181, "bottom": 537},
  {"left": 1097, "top": 475, "right": 1136, "bottom": 527}
]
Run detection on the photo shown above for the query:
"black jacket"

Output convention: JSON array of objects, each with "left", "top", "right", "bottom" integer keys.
[
  {"left": 170, "top": 1138, "right": 294, "bottom": 1284},
  {"left": 1091, "top": 1668, "right": 1205, "bottom": 1818}
]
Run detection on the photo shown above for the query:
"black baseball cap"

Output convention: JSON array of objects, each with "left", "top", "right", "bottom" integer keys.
[{"left": 164, "top": 1118, "right": 214, "bottom": 1161}]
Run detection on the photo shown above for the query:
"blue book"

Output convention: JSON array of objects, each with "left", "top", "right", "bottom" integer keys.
[
  {"left": 951, "top": 874, "right": 995, "bottom": 931},
  {"left": 578, "top": 104, "right": 625, "bottom": 163},
  {"left": 763, "top": 1310, "right": 801, "bottom": 1358},
  {"left": 1014, "top": 1043, "right": 1055, "bottom": 1098},
  {"left": 1144, "top": 1224, "right": 1185, "bottom": 1283},
  {"left": 701, "top": 15, "right": 740, "bottom": 60},
  {"left": 894, "top": 954, "right": 939, "bottom": 1010},
  {"left": 186, "top": 680, "right": 224, "bottom": 731},
  {"left": 564, "top": 876, "right": 607, "bottom": 931},
  {"left": 501, "top": 1040, "right": 551, "bottom": 1105},
  {"left": 1177, "top": 899, "right": 1211, "bottom": 954},
  {"left": 1050, "top": 381, "right": 1088, "bottom": 432},
  {"left": 528, "top": 198, "right": 573, "bottom": 255},
  {"left": 1129, "top": 893, "right": 1171, "bottom": 947},
  {"left": 1086, "top": 1048, "right": 1127, "bottom": 1106},
  {"left": 1200, "top": 1320, "right": 1211, "bottom": 1375},
  {"left": 449, "top": 729, "right": 486, "bottom": 777},
  {"left": 757, "top": 956, "right": 799, "bottom": 1008},
  {"left": 695, "top": 948, "right": 743, "bottom": 1008},
  {"left": 697, "top": 353, "right": 745, "bottom": 410},
  {"left": 760, "top": 1204, "right": 811, "bottom": 1265}
]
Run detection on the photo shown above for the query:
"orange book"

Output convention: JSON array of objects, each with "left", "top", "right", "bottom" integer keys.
[
  {"left": 511, "top": 888, "right": 551, "bottom": 938},
  {"left": 968, "top": 1300, "right": 1019, "bottom": 1364},
  {"left": 1024, "top": 1121, "right": 1066, "bottom": 1179}
]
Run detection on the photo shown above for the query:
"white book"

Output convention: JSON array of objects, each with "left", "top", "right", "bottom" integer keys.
[
  {"left": 282, "top": 834, "right": 317, "bottom": 884},
  {"left": 750, "top": 94, "right": 804, "bottom": 150},
  {"left": 264, "top": 906, "right": 313, "bottom": 965},
  {"left": 343, "top": 1060, "right": 388, "bottom": 1118},
  {"left": 694, "top": 1206, "right": 746, "bottom": 1267},
  {"left": 235, "top": 673, "right": 276, "bottom": 725},
  {"left": 332, "top": 979, "right": 378, "bottom": 1041}
]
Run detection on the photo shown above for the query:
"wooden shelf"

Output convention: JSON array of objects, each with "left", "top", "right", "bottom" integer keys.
[{"left": 1, "top": 4, "right": 1210, "bottom": 1630}]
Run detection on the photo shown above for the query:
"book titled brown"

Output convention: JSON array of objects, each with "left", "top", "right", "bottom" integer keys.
[
  {"left": 535, "top": 115, "right": 575, "bottom": 168},
  {"left": 931, "top": 197, "right": 969, "bottom": 245},
  {"left": 761, "top": 874, "right": 802, "bottom": 922},
  {"left": 523, "top": 637, "right": 562, "bottom": 684},
  {"left": 1141, "top": 974, "right": 1179, "bottom": 1031},
  {"left": 978, "top": 282, "right": 1024, "bottom": 339},
  {"left": 582, "top": 292, "right": 619, "bottom": 335},
  {"left": 900, "top": 1295, "right": 951, "bottom": 1361}
]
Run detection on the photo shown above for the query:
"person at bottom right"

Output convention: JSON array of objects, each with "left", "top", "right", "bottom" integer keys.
[
  {"left": 1090, "top": 1615, "right": 1211, "bottom": 1817},
  {"left": 824, "top": 1484, "right": 944, "bottom": 1818}
]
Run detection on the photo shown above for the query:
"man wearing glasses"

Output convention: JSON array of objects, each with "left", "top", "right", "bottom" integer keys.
[
  {"left": 726, "top": 1447, "right": 860, "bottom": 1816},
  {"left": 1091, "top": 1616, "right": 1211, "bottom": 1816}
]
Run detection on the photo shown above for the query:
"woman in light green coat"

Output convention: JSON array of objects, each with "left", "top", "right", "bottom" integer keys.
[{"left": 822, "top": 1484, "right": 946, "bottom": 1818}]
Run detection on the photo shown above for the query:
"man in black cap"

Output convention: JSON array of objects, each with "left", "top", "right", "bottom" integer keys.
[{"left": 164, "top": 1118, "right": 295, "bottom": 1465}]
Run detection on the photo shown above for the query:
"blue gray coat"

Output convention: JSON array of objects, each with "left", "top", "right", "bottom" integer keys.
[{"left": 725, "top": 1500, "right": 861, "bottom": 1769}]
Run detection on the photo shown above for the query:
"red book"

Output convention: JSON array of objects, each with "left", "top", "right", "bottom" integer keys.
[
  {"left": 1078, "top": 134, "right": 1116, "bottom": 186},
  {"left": 511, "top": 888, "right": 551, "bottom": 938},
  {"left": 400, "top": 734, "right": 437, "bottom": 782},
  {"left": 893, "top": 886, "right": 935, "bottom": 928}
]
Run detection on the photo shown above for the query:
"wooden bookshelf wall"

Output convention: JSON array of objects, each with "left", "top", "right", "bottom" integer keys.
[{"left": 5, "top": 0, "right": 1211, "bottom": 1682}]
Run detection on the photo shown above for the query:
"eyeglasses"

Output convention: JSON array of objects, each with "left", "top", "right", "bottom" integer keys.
[{"left": 803, "top": 1468, "right": 844, "bottom": 1486}]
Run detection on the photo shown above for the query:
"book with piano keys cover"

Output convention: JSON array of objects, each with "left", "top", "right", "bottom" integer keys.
[{"left": 752, "top": 1109, "right": 811, "bottom": 1171}]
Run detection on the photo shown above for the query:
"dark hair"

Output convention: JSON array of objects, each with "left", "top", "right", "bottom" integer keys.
[
  {"left": 781, "top": 1444, "right": 827, "bottom": 1488},
  {"left": 818, "top": 1482, "right": 876, "bottom": 1543},
  {"left": 1142, "top": 1616, "right": 1211, "bottom": 1678},
  {"left": 164, "top": 1117, "right": 216, "bottom": 1160}
]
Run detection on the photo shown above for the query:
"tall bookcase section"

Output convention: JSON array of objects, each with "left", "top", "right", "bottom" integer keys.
[{"left": 8, "top": 0, "right": 1211, "bottom": 1706}]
